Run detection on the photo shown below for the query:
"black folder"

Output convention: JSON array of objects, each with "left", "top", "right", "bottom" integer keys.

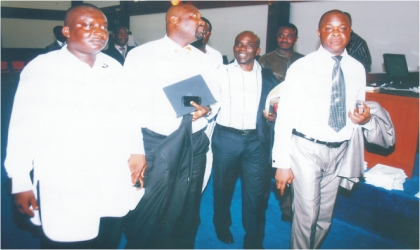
[{"left": 163, "top": 74, "right": 217, "bottom": 117}]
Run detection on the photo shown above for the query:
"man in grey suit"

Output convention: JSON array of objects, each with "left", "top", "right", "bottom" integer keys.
[{"left": 271, "top": 10, "right": 371, "bottom": 248}]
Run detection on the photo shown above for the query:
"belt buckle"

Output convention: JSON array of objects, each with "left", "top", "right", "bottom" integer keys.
[{"left": 242, "top": 131, "right": 251, "bottom": 136}]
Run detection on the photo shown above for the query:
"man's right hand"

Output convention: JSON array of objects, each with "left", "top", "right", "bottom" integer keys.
[
  {"left": 14, "top": 190, "right": 38, "bottom": 217},
  {"left": 275, "top": 168, "right": 294, "bottom": 195}
]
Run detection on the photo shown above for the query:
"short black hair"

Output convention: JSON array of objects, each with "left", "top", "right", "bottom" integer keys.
[
  {"left": 319, "top": 9, "right": 350, "bottom": 29},
  {"left": 53, "top": 25, "right": 63, "bottom": 36},
  {"left": 277, "top": 23, "right": 298, "bottom": 37},
  {"left": 201, "top": 17, "right": 212, "bottom": 32},
  {"left": 64, "top": 3, "right": 101, "bottom": 26},
  {"left": 113, "top": 25, "right": 128, "bottom": 35}
]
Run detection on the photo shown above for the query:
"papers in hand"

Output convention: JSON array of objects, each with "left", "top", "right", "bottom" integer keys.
[
  {"left": 364, "top": 164, "right": 407, "bottom": 191},
  {"left": 163, "top": 75, "right": 216, "bottom": 117},
  {"left": 265, "top": 84, "right": 283, "bottom": 113}
]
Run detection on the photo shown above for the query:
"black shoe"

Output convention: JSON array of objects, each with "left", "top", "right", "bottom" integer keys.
[
  {"left": 216, "top": 228, "right": 234, "bottom": 244},
  {"left": 281, "top": 213, "right": 293, "bottom": 223}
]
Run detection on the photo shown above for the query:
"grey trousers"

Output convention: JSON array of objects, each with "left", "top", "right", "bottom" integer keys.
[{"left": 290, "top": 135, "right": 348, "bottom": 249}]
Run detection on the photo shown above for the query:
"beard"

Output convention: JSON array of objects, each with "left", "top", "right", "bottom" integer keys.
[{"left": 195, "top": 26, "right": 204, "bottom": 40}]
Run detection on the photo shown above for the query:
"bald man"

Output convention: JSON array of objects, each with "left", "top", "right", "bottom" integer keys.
[
  {"left": 5, "top": 3, "right": 146, "bottom": 249},
  {"left": 272, "top": 10, "right": 369, "bottom": 248},
  {"left": 123, "top": 4, "right": 220, "bottom": 249},
  {"left": 212, "top": 31, "right": 278, "bottom": 249}
]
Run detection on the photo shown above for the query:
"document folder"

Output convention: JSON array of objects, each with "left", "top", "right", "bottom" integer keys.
[{"left": 163, "top": 74, "right": 217, "bottom": 117}]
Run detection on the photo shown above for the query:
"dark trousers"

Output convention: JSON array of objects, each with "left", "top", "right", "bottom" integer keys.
[
  {"left": 40, "top": 217, "right": 123, "bottom": 249},
  {"left": 212, "top": 125, "right": 271, "bottom": 249},
  {"left": 124, "top": 127, "right": 209, "bottom": 249}
]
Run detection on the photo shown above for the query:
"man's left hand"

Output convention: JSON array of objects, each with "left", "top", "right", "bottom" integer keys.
[
  {"left": 348, "top": 101, "right": 371, "bottom": 125},
  {"left": 191, "top": 101, "right": 210, "bottom": 121},
  {"left": 128, "top": 154, "right": 147, "bottom": 189},
  {"left": 263, "top": 110, "right": 277, "bottom": 122}
]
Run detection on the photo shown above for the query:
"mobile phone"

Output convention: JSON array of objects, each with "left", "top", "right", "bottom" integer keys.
[
  {"left": 356, "top": 100, "right": 364, "bottom": 114},
  {"left": 182, "top": 96, "right": 201, "bottom": 107}
]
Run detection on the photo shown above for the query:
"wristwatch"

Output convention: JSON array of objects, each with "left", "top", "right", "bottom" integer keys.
[{"left": 204, "top": 105, "right": 212, "bottom": 117}]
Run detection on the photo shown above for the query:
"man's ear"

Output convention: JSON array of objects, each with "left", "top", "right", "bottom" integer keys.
[
  {"left": 62, "top": 26, "right": 70, "bottom": 38},
  {"left": 256, "top": 48, "right": 261, "bottom": 56},
  {"left": 169, "top": 16, "right": 179, "bottom": 25},
  {"left": 317, "top": 30, "right": 320, "bottom": 38}
]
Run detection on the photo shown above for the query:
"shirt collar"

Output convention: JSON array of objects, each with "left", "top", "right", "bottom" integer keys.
[
  {"left": 57, "top": 40, "right": 65, "bottom": 46},
  {"left": 318, "top": 45, "right": 349, "bottom": 58},
  {"left": 163, "top": 35, "right": 192, "bottom": 53},
  {"left": 274, "top": 48, "right": 296, "bottom": 57},
  {"left": 232, "top": 59, "right": 261, "bottom": 72},
  {"left": 114, "top": 44, "right": 127, "bottom": 50}
]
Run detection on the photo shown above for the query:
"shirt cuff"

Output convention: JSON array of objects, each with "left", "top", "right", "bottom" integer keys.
[
  {"left": 11, "top": 173, "right": 33, "bottom": 194},
  {"left": 361, "top": 118, "right": 374, "bottom": 130},
  {"left": 271, "top": 159, "right": 291, "bottom": 169}
]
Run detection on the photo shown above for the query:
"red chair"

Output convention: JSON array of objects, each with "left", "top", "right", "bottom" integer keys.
[
  {"left": 12, "top": 61, "right": 25, "bottom": 73},
  {"left": 1, "top": 61, "right": 10, "bottom": 73}
]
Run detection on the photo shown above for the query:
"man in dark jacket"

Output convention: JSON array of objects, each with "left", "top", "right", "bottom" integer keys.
[
  {"left": 212, "top": 31, "right": 278, "bottom": 249},
  {"left": 46, "top": 25, "right": 66, "bottom": 52},
  {"left": 103, "top": 26, "right": 134, "bottom": 65}
]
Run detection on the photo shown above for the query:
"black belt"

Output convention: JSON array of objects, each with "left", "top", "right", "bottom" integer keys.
[
  {"left": 292, "top": 129, "right": 346, "bottom": 148},
  {"left": 216, "top": 124, "right": 257, "bottom": 136}
]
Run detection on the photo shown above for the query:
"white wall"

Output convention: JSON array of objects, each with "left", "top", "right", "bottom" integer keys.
[
  {"left": 290, "top": 1, "right": 419, "bottom": 73},
  {"left": 0, "top": 1, "right": 116, "bottom": 49},
  {"left": 2, "top": 1, "right": 418, "bottom": 72},
  {"left": 130, "top": 5, "right": 269, "bottom": 62},
  {"left": 1, "top": 18, "right": 65, "bottom": 48},
  {"left": 1, "top": 1, "right": 71, "bottom": 10}
]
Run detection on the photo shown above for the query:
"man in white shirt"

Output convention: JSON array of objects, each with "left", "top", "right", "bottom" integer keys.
[
  {"left": 4, "top": 4, "right": 146, "bottom": 248},
  {"left": 272, "top": 10, "right": 371, "bottom": 249},
  {"left": 190, "top": 16, "right": 223, "bottom": 192},
  {"left": 212, "top": 31, "right": 278, "bottom": 249},
  {"left": 123, "top": 4, "right": 219, "bottom": 249},
  {"left": 191, "top": 16, "right": 223, "bottom": 67}
]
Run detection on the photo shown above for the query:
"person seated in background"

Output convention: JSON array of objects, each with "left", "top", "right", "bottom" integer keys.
[
  {"left": 46, "top": 25, "right": 66, "bottom": 52},
  {"left": 258, "top": 22, "right": 305, "bottom": 224},
  {"left": 103, "top": 25, "right": 134, "bottom": 65},
  {"left": 191, "top": 16, "right": 223, "bottom": 67},
  {"left": 212, "top": 31, "right": 278, "bottom": 249},
  {"left": 259, "top": 23, "right": 304, "bottom": 83},
  {"left": 344, "top": 12, "right": 372, "bottom": 72}
]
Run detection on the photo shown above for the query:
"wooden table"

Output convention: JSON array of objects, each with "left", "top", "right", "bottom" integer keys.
[{"left": 365, "top": 92, "right": 419, "bottom": 178}]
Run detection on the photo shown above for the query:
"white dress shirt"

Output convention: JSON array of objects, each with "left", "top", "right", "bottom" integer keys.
[
  {"left": 124, "top": 35, "right": 220, "bottom": 136},
  {"left": 216, "top": 60, "right": 262, "bottom": 130},
  {"left": 205, "top": 44, "right": 223, "bottom": 68},
  {"left": 272, "top": 46, "right": 366, "bottom": 169},
  {"left": 4, "top": 46, "right": 144, "bottom": 241}
]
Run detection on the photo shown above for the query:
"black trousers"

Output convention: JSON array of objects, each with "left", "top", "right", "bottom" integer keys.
[
  {"left": 212, "top": 125, "right": 271, "bottom": 249},
  {"left": 124, "top": 127, "right": 209, "bottom": 249},
  {"left": 40, "top": 217, "right": 123, "bottom": 249}
]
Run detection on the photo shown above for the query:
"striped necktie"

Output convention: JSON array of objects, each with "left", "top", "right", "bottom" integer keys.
[{"left": 328, "top": 56, "right": 346, "bottom": 132}]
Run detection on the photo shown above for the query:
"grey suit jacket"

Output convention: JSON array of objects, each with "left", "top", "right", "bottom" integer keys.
[{"left": 339, "top": 101, "right": 395, "bottom": 190}]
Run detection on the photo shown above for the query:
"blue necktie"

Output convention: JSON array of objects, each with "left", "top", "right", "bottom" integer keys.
[{"left": 328, "top": 56, "right": 346, "bottom": 132}]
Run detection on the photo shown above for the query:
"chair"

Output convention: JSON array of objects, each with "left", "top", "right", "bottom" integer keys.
[
  {"left": 1, "top": 61, "right": 10, "bottom": 73},
  {"left": 11, "top": 61, "right": 25, "bottom": 73}
]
